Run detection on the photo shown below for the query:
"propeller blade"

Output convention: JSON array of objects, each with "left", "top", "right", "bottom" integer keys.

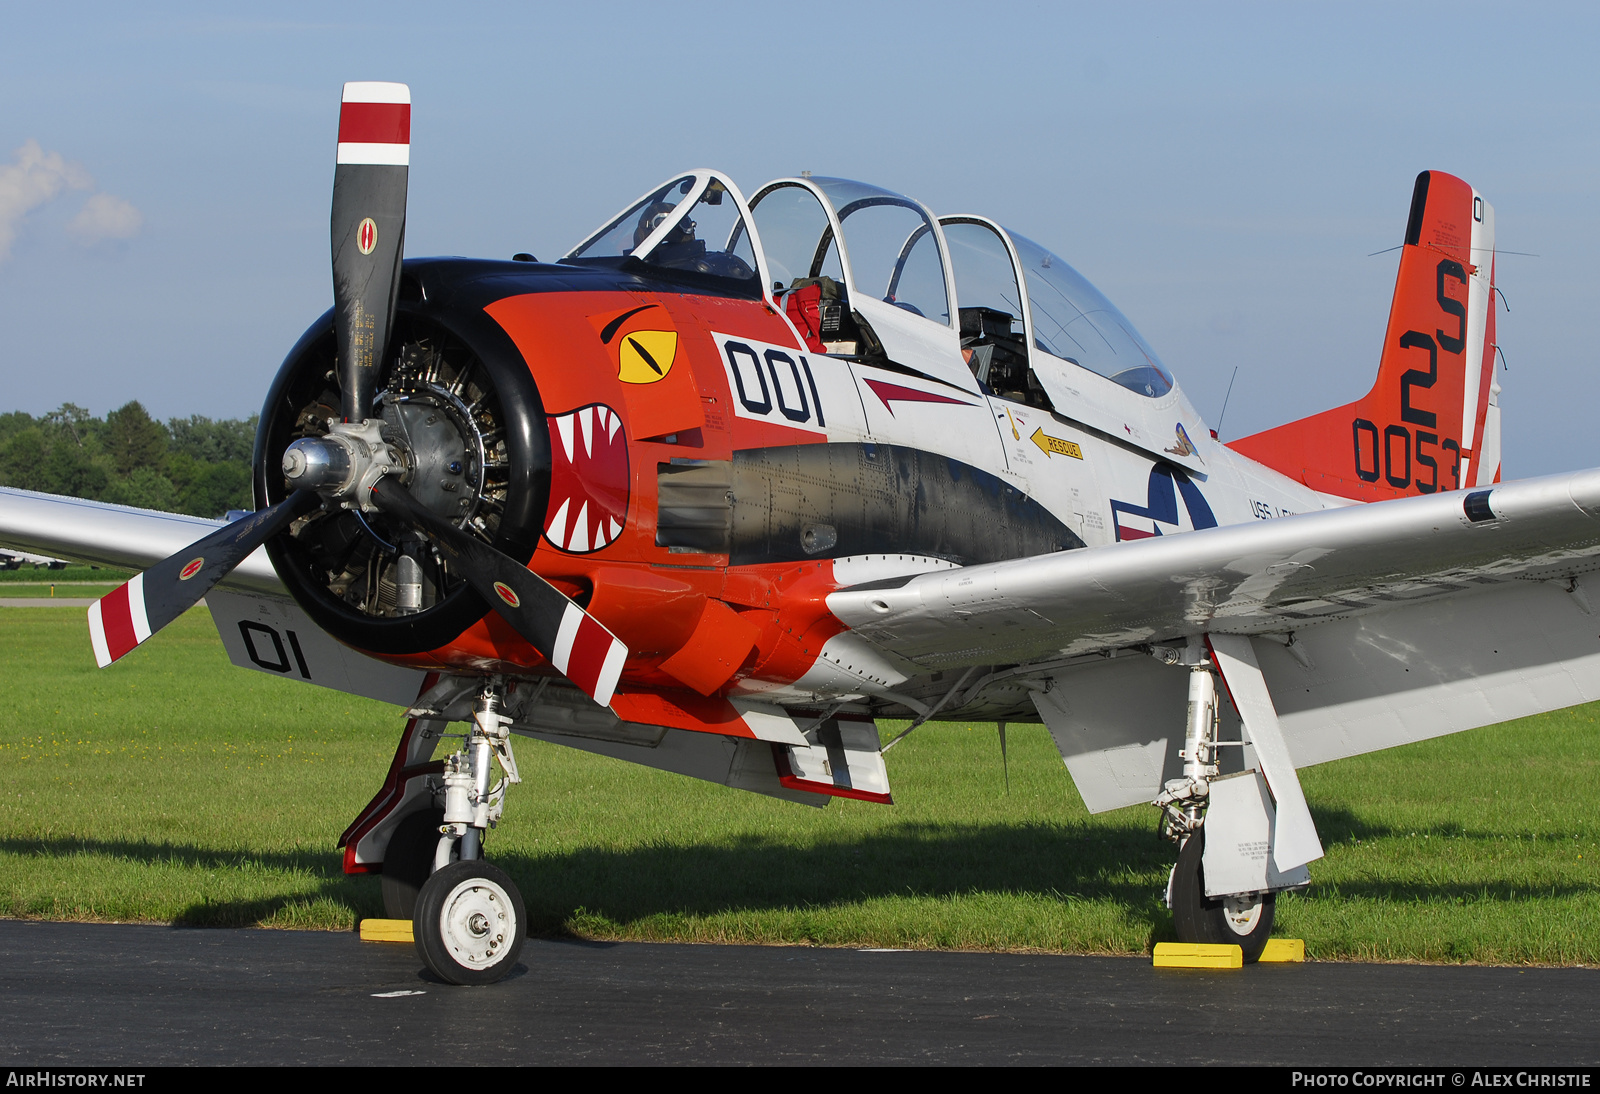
[
  {"left": 87, "top": 490, "right": 322, "bottom": 668},
  {"left": 331, "top": 81, "right": 410, "bottom": 422},
  {"left": 369, "top": 478, "right": 628, "bottom": 706}
]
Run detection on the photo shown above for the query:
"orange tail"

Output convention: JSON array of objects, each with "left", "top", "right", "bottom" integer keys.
[{"left": 1230, "top": 171, "right": 1501, "bottom": 499}]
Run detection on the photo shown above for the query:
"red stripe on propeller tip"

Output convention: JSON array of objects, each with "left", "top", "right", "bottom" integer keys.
[
  {"left": 565, "top": 615, "right": 621, "bottom": 699},
  {"left": 98, "top": 584, "right": 139, "bottom": 662},
  {"left": 338, "top": 101, "right": 411, "bottom": 146}
]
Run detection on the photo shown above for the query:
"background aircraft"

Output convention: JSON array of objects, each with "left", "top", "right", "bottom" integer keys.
[
  {"left": 0, "top": 550, "right": 68, "bottom": 570},
  {"left": 4, "top": 82, "right": 1598, "bottom": 985}
]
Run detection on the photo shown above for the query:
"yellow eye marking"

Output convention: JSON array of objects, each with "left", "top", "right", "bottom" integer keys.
[{"left": 617, "top": 330, "right": 678, "bottom": 384}]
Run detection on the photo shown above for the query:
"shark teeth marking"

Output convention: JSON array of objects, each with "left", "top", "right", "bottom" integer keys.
[
  {"left": 544, "top": 404, "right": 629, "bottom": 554},
  {"left": 555, "top": 412, "right": 575, "bottom": 463},
  {"left": 545, "top": 497, "right": 571, "bottom": 547}
]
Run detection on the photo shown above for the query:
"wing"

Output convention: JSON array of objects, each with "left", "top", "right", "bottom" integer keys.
[
  {"left": 0, "top": 486, "right": 427, "bottom": 704},
  {"left": 830, "top": 470, "right": 1600, "bottom": 809},
  {"left": 0, "top": 486, "right": 284, "bottom": 595}
]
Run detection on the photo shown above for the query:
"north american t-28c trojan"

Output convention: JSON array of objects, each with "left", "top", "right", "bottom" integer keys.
[{"left": 4, "top": 82, "right": 1594, "bottom": 984}]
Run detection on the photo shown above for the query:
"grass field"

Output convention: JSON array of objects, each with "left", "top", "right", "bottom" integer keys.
[
  {"left": 0, "top": 606, "right": 1595, "bottom": 963},
  {"left": 0, "top": 586, "right": 117, "bottom": 598},
  {"left": 0, "top": 564, "right": 128, "bottom": 598},
  {"left": 0, "top": 565, "right": 130, "bottom": 582}
]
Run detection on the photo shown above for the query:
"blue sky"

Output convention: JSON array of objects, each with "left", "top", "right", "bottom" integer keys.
[{"left": 2, "top": 2, "right": 1596, "bottom": 477}]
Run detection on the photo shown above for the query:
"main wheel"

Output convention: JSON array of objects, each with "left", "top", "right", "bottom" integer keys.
[
  {"left": 413, "top": 859, "right": 526, "bottom": 985},
  {"left": 380, "top": 808, "right": 446, "bottom": 919},
  {"left": 1169, "top": 829, "right": 1275, "bottom": 963}
]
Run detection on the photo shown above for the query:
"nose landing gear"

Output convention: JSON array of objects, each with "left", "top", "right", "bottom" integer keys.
[{"left": 401, "top": 680, "right": 529, "bottom": 985}]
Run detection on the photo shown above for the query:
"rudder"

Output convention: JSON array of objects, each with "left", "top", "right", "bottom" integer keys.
[{"left": 1230, "top": 171, "right": 1500, "bottom": 499}]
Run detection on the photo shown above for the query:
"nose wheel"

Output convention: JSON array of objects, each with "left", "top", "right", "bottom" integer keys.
[{"left": 413, "top": 859, "right": 527, "bottom": 985}]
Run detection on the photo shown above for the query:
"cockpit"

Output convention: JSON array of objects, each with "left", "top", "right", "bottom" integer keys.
[
  {"left": 564, "top": 173, "right": 762, "bottom": 290},
  {"left": 560, "top": 169, "right": 1175, "bottom": 405}
]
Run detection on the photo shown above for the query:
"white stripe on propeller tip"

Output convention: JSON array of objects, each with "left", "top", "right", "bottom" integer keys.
[
  {"left": 549, "top": 602, "right": 628, "bottom": 707},
  {"left": 593, "top": 642, "right": 627, "bottom": 708},
  {"left": 336, "top": 143, "right": 409, "bottom": 166},
  {"left": 87, "top": 600, "right": 111, "bottom": 668},
  {"left": 342, "top": 82, "right": 411, "bottom": 104},
  {"left": 128, "top": 572, "right": 151, "bottom": 643},
  {"left": 85, "top": 572, "right": 151, "bottom": 668}
]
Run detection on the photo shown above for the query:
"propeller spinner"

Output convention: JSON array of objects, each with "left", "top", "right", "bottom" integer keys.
[{"left": 87, "top": 82, "right": 628, "bottom": 707}]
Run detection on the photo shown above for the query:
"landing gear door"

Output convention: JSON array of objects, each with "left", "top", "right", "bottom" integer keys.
[
  {"left": 1202, "top": 770, "right": 1312, "bottom": 897},
  {"left": 207, "top": 588, "right": 426, "bottom": 705}
]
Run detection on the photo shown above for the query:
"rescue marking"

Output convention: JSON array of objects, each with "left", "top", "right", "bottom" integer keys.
[{"left": 1029, "top": 427, "right": 1083, "bottom": 459}]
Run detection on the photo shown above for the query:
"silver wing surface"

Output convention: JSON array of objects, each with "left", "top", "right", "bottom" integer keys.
[
  {"left": 0, "top": 486, "right": 284, "bottom": 595},
  {"left": 0, "top": 486, "right": 423, "bottom": 704},
  {"left": 830, "top": 470, "right": 1600, "bottom": 810}
]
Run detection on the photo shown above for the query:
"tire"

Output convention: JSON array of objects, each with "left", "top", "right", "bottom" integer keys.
[
  {"left": 413, "top": 860, "right": 526, "bottom": 985},
  {"left": 379, "top": 808, "right": 446, "bottom": 919},
  {"left": 1169, "top": 829, "right": 1275, "bottom": 963}
]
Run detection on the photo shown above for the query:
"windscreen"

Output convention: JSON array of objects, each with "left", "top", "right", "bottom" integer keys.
[
  {"left": 1010, "top": 230, "right": 1172, "bottom": 398},
  {"left": 566, "top": 175, "right": 758, "bottom": 284}
]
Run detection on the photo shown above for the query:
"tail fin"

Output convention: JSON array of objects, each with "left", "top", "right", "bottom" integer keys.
[{"left": 1230, "top": 171, "right": 1500, "bottom": 498}]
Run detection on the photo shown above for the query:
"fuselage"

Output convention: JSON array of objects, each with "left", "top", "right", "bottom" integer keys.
[{"left": 255, "top": 172, "right": 1333, "bottom": 723}]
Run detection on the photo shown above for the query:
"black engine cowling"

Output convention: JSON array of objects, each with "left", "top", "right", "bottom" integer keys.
[{"left": 254, "top": 291, "right": 549, "bottom": 656}]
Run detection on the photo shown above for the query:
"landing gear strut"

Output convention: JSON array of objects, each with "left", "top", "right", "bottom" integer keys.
[
  {"left": 1152, "top": 641, "right": 1276, "bottom": 963},
  {"left": 408, "top": 682, "right": 527, "bottom": 984}
]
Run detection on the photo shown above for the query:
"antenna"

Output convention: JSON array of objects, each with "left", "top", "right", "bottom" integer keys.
[{"left": 1215, "top": 366, "right": 1240, "bottom": 439}]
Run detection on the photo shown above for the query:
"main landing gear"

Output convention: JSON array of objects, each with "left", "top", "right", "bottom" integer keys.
[
  {"left": 1168, "top": 829, "right": 1275, "bottom": 963},
  {"left": 391, "top": 682, "right": 528, "bottom": 984},
  {"left": 1152, "top": 642, "right": 1282, "bottom": 963}
]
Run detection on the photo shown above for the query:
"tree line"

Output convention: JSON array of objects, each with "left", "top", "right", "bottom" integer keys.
[{"left": 0, "top": 402, "right": 256, "bottom": 519}]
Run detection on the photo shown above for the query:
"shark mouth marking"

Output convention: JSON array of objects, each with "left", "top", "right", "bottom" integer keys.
[{"left": 545, "top": 403, "right": 630, "bottom": 553}]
